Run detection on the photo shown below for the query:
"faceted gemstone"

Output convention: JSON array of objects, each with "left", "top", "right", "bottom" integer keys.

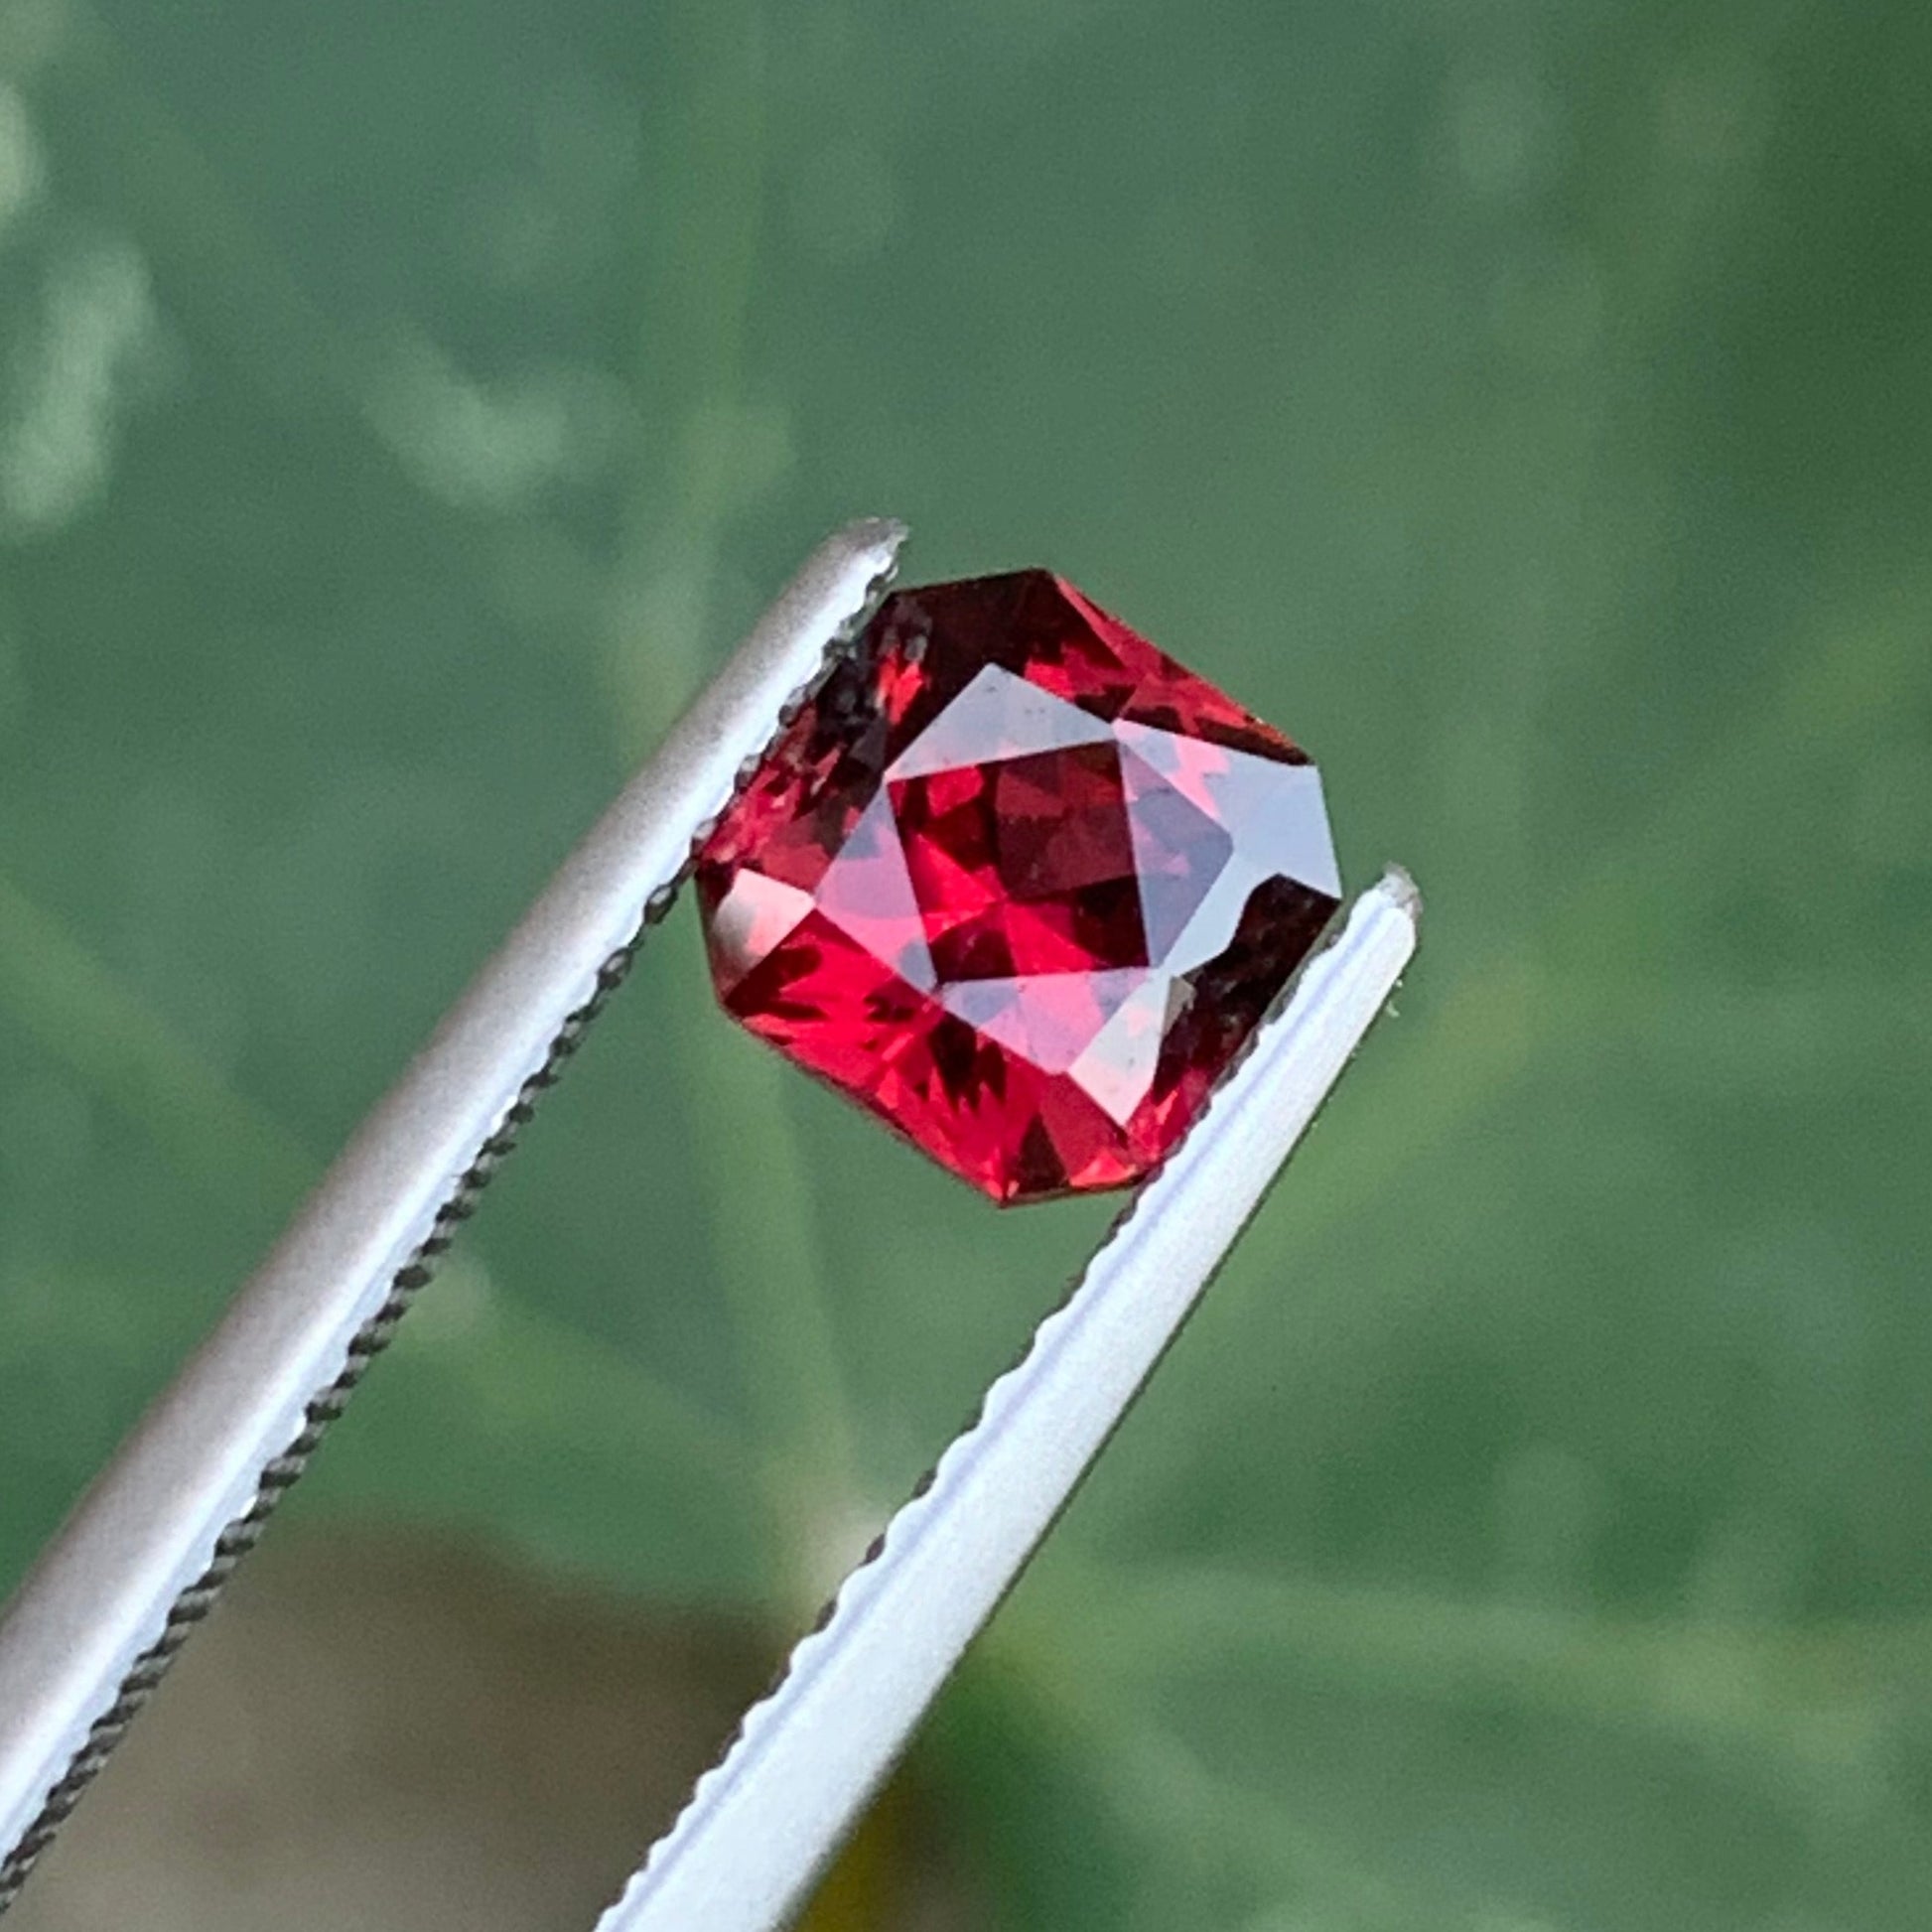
[{"left": 695, "top": 570, "right": 1341, "bottom": 1203}]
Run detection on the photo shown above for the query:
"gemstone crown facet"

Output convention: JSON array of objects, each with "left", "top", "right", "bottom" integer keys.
[{"left": 695, "top": 570, "right": 1341, "bottom": 1203}]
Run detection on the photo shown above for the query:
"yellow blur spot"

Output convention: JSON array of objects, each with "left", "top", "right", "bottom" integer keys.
[{"left": 793, "top": 1786, "right": 907, "bottom": 1931}]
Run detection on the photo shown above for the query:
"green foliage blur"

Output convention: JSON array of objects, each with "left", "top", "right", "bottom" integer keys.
[{"left": 1, "top": 0, "right": 1929, "bottom": 1926}]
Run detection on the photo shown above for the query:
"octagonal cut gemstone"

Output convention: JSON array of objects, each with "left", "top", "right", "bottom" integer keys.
[{"left": 695, "top": 570, "right": 1341, "bottom": 1203}]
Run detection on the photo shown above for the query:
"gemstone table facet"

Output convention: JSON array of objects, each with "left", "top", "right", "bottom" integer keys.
[{"left": 695, "top": 570, "right": 1341, "bottom": 1202}]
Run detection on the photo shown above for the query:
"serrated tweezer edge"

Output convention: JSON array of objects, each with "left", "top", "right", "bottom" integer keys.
[
  {"left": 0, "top": 518, "right": 908, "bottom": 1906},
  {"left": 600, "top": 868, "right": 1421, "bottom": 1932}
]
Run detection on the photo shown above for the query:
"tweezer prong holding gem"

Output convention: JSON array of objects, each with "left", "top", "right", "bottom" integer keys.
[
  {"left": 0, "top": 520, "right": 1418, "bottom": 1929},
  {"left": 0, "top": 519, "right": 906, "bottom": 1905},
  {"left": 602, "top": 866, "right": 1417, "bottom": 1932}
]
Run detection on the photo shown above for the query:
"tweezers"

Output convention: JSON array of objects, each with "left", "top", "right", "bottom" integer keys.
[{"left": 0, "top": 519, "right": 1419, "bottom": 1931}]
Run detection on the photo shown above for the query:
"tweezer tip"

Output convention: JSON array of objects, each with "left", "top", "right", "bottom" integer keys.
[
  {"left": 839, "top": 515, "right": 910, "bottom": 565},
  {"left": 1375, "top": 863, "right": 1423, "bottom": 927}
]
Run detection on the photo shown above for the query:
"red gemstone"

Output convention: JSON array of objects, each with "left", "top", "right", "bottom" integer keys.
[{"left": 695, "top": 571, "right": 1341, "bottom": 1203}]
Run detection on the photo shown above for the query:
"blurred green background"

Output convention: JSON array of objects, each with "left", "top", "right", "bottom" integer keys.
[{"left": 2, "top": 0, "right": 1930, "bottom": 1926}]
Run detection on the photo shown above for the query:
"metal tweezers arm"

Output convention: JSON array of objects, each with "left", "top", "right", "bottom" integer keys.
[
  {"left": 600, "top": 870, "right": 1417, "bottom": 1932},
  {"left": 0, "top": 520, "right": 906, "bottom": 1890},
  {"left": 0, "top": 518, "right": 1418, "bottom": 1932}
]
